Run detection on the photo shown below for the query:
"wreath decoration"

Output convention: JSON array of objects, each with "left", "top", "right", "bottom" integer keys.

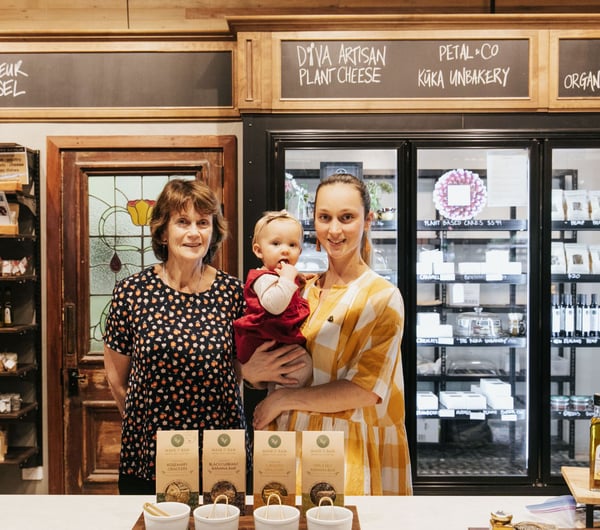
[{"left": 433, "top": 168, "right": 487, "bottom": 220}]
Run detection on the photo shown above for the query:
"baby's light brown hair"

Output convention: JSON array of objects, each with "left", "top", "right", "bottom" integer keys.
[{"left": 252, "top": 210, "right": 304, "bottom": 247}]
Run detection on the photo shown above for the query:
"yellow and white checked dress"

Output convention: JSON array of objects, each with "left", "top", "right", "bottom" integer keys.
[{"left": 285, "top": 268, "right": 412, "bottom": 495}]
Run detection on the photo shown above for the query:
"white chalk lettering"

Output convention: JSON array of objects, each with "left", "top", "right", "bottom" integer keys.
[
  {"left": 0, "top": 60, "right": 28, "bottom": 79},
  {"left": 449, "top": 67, "right": 510, "bottom": 87},
  {"left": 338, "top": 44, "right": 386, "bottom": 67},
  {"left": 563, "top": 70, "right": 600, "bottom": 92},
  {"left": 0, "top": 79, "right": 25, "bottom": 97},
  {"left": 296, "top": 43, "right": 332, "bottom": 69},
  {"left": 439, "top": 43, "right": 474, "bottom": 62},
  {"left": 418, "top": 69, "right": 445, "bottom": 88},
  {"left": 336, "top": 66, "right": 382, "bottom": 84},
  {"left": 0, "top": 60, "right": 28, "bottom": 98},
  {"left": 299, "top": 67, "right": 336, "bottom": 86},
  {"left": 439, "top": 42, "right": 500, "bottom": 62}
]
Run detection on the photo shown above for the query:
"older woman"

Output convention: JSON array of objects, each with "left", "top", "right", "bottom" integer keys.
[{"left": 103, "top": 178, "right": 247, "bottom": 495}]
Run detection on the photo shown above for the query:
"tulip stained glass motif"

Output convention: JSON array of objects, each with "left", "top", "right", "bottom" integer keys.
[{"left": 127, "top": 199, "right": 155, "bottom": 226}]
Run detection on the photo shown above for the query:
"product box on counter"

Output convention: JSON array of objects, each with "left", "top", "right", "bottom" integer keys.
[
  {"left": 253, "top": 430, "right": 296, "bottom": 508},
  {"left": 156, "top": 430, "right": 199, "bottom": 509},
  {"left": 439, "top": 391, "right": 487, "bottom": 410},
  {"left": 301, "top": 430, "right": 345, "bottom": 513},
  {"left": 202, "top": 429, "right": 246, "bottom": 514}
]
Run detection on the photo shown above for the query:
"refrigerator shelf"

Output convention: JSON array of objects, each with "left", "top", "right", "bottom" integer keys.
[
  {"left": 417, "top": 273, "right": 527, "bottom": 284},
  {"left": 417, "top": 408, "right": 526, "bottom": 420},
  {"left": 551, "top": 409, "right": 595, "bottom": 420},
  {"left": 551, "top": 337, "right": 600, "bottom": 346},
  {"left": 417, "top": 219, "right": 527, "bottom": 231},
  {"left": 551, "top": 274, "right": 600, "bottom": 282},
  {"left": 552, "top": 220, "right": 600, "bottom": 230},
  {"left": 417, "top": 337, "right": 527, "bottom": 347}
]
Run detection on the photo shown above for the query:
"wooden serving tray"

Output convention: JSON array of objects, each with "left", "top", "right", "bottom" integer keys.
[{"left": 133, "top": 505, "right": 360, "bottom": 529}]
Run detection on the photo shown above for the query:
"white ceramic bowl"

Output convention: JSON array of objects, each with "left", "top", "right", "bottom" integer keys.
[
  {"left": 142, "top": 501, "right": 190, "bottom": 530},
  {"left": 253, "top": 504, "right": 300, "bottom": 530},
  {"left": 305, "top": 505, "right": 353, "bottom": 530},
  {"left": 193, "top": 502, "right": 240, "bottom": 530}
]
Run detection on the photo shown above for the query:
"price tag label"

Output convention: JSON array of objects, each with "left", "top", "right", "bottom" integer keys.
[{"left": 501, "top": 412, "right": 517, "bottom": 422}]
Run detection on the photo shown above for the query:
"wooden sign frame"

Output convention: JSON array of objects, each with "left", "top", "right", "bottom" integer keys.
[
  {"left": 0, "top": 40, "right": 238, "bottom": 121},
  {"left": 239, "top": 29, "right": 546, "bottom": 113},
  {"left": 549, "top": 30, "right": 600, "bottom": 110}
]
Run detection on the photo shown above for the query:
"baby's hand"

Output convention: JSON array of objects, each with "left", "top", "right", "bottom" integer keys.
[{"left": 277, "top": 262, "right": 298, "bottom": 281}]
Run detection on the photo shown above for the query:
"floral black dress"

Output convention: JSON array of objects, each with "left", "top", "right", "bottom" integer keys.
[{"left": 103, "top": 266, "right": 247, "bottom": 482}]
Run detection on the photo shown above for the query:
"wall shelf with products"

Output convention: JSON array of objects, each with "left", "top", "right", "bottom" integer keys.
[{"left": 0, "top": 144, "right": 41, "bottom": 470}]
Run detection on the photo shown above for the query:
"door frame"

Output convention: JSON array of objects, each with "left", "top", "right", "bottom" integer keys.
[{"left": 46, "top": 135, "right": 238, "bottom": 493}]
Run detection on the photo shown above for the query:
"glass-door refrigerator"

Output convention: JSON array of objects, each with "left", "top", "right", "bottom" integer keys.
[
  {"left": 281, "top": 147, "right": 399, "bottom": 284},
  {"left": 546, "top": 143, "right": 600, "bottom": 485},
  {"left": 412, "top": 141, "right": 540, "bottom": 491}
]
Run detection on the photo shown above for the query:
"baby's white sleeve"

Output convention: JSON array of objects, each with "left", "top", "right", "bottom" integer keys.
[{"left": 253, "top": 274, "right": 298, "bottom": 315}]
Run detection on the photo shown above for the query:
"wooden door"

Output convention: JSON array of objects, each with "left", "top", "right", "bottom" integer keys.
[{"left": 46, "top": 136, "right": 238, "bottom": 493}]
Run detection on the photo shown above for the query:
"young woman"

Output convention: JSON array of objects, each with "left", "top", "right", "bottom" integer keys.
[{"left": 243, "top": 173, "right": 413, "bottom": 496}]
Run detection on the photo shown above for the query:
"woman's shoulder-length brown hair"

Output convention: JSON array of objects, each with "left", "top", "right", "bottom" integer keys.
[{"left": 149, "top": 178, "right": 227, "bottom": 264}]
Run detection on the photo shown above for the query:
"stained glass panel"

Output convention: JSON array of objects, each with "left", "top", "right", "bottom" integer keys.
[{"left": 88, "top": 173, "right": 194, "bottom": 352}]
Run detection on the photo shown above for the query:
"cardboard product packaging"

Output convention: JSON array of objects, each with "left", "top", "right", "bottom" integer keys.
[
  {"left": 564, "top": 243, "right": 590, "bottom": 274},
  {"left": 202, "top": 429, "right": 246, "bottom": 514},
  {"left": 156, "top": 430, "right": 200, "bottom": 509},
  {"left": 552, "top": 189, "right": 565, "bottom": 220},
  {"left": 590, "top": 190, "right": 600, "bottom": 221},
  {"left": 253, "top": 430, "right": 297, "bottom": 508},
  {"left": 563, "top": 189, "right": 589, "bottom": 221},
  {"left": 551, "top": 242, "right": 567, "bottom": 274},
  {"left": 589, "top": 244, "right": 600, "bottom": 274},
  {"left": 301, "top": 431, "right": 345, "bottom": 513}
]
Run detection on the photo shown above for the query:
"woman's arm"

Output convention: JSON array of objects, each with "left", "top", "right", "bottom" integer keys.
[
  {"left": 240, "top": 340, "right": 309, "bottom": 388},
  {"left": 252, "top": 379, "right": 378, "bottom": 430},
  {"left": 103, "top": 344, "right": 131, "bottom": 417}
]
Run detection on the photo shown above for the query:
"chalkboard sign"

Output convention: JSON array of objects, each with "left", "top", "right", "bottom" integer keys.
[
  {"left": 558, "top": 39, "right": 600, "bottom": 98},
  {"left": 281, "top": 39, "right": 529, "bottom": 99},
  {"left": 0, "top": 52, "right": 232, "bottom": 107}
]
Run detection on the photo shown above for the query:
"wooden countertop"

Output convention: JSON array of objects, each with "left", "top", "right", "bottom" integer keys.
[{"left": 562, "top": 466, "right": 600, "bottom": 505}]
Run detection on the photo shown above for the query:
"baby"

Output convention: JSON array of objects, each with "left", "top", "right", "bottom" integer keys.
[{"left": 234, "top": 210, "right": 312, "bottom": 390}]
